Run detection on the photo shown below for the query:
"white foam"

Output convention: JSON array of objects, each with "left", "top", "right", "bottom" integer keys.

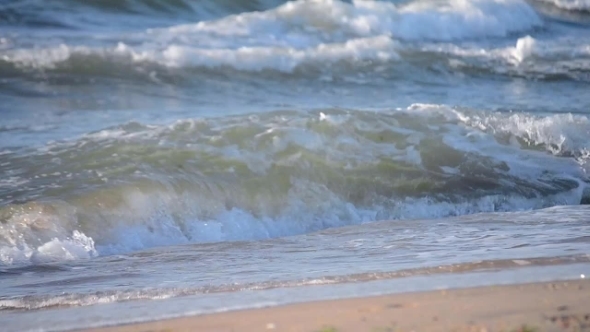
[
  {"left": 506, "top": 36, "right": 590, "bottom": 64},
  {"left": 420, "top": 36, "right": 590, "bottom": 77},
  {"left": 474, "top": 112, "right": 590, "bottom": 155},
  {"left": 3, "top": 36, "right": 398, "bottom": 73},
  {"left": 5, "top": 44, "right": 72, "bottom": 70},
  {"left": 406, "top": 103, "right": 590, "bottom": 179},
  {"left": 1, "top": 231, "right": 97, "bottom": 265},
  {"left": 536, "top": 0, "right": 590, "bottom": 10},
  {"left": 408, "top": 103, "right": 590, "bottom": 154},
  {"left": 156, "top": 35, "right": 398, "bottom": 71},
  {"left": 31, "top": 231, "right": 97, "bottom": 264},
  {"left": 160, "top": 0, "right": 541, "bottom": 43},
  {"left": 0, "top": 203, "right": 98, "bottom": 266},
  {"left": 2, "top": 0, "right": 543, "bottom": 73},
  {"left": 513, "top": 35, "right": 537, "bottom": 63},
  {"left": 392, "top": 0, "right": 541, "bottom": 41}
]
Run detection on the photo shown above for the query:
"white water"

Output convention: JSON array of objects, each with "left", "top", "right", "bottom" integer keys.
[
  {"left": 537, "top": 0, "right": 590, "bottom": 10},
  {"left": 2, "top": 0, "right": 544, "bottom": 72}
]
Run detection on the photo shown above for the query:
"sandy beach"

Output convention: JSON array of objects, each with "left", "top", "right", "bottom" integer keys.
[{"left": 87, "top": 279, "right": 590, "bottom": 332}]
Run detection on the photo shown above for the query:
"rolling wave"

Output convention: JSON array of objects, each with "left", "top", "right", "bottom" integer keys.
[
  {"left": 2, "top": 37, "right": 588, "bottom": 86},
  {"left": 0, "top": 0, "right": 287, "bottom": 28},
  {"left": 1, "top": 105, "right": 589, "bottom": 265},
  {"left": 2, "top": 0, "right": 588, "bottom": 83}
]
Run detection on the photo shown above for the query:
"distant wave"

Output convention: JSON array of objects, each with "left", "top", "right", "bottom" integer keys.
[
  {"left": 534, "top": 0, "right": 590, "bottom": 11},
  {"left": 3, "top": 0, "right": 588, "bottom": 84},
  {"left": 0, "top": 0, "right": 287, "bottom": 28},
  {"left": 2, "top": 35, "right": 589, "bottom": 84},
  {"left": 1, "top": 105, "right": 588, "bottom": 265},
  {"left": 64, "top": 0, "right": 286, "bottom": 16}
]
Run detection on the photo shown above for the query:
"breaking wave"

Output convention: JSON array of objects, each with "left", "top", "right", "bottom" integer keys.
[
  {"left": 1, "top": 104, "right": 589, "bottom": 266},
  {"left": 4, "top": 0, "right": 573, "bottom": 83}
]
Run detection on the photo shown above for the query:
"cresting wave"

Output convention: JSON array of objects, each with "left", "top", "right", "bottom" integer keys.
[
  {"left": 0, "top": 0, "right": 542, "bottom": 30},
  {"left": 9, "top": 0, "right": 587, "bottom": 82},
  {"left": 1, "top": 105, "right": 589, "bottom": 266},
  {"left": 2, "top": 36, "right": 589, "bottom": 83}
]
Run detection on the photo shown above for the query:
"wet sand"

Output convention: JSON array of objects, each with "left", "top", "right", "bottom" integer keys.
[{"left": 87, "top": 279, "right": 590, "bottom": 332}]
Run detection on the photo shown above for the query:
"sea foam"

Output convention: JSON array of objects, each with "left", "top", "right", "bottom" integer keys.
[
  {"left": 536, "top": 0, "right": 590, "bottom": 11},
  {"left": 1, "top": 0, "right": 543, "bottom": 75}
]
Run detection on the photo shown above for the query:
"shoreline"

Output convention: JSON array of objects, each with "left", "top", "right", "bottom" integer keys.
[{"left": 86, "top": 279, "right": 590, "bottom": 332}]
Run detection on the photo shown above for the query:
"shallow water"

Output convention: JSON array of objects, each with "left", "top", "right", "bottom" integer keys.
[{"left": 1, "top": 0, "right": 590, "bottom": 330}]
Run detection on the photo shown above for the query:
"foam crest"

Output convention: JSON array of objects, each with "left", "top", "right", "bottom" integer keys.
[
  {"left": 471, "top": 112, "right": 590, "bottom": 155},
  {"left": 2, "top": 36, "right": 398, "bottom": 74},
  {"left": 408, "top": 103, "right": 590, "bottom": 156},
  {"left": 166, "top": 0, "right": 541, "bottom": 43},
  {"left": 1, "top": 0, "right": 544, "bottom": 76},
  {"left": 31, "top": 231, "right": 97, "bottom": 264},
  {"left": 513, "top": 35, "right": 537, "bottom": 62},
  {"left": 0, "top": 202, "right": 98, "bottom": 265},
  {"left": 536, "top": 0, "right": 590, "bottom": 10},
  {"left": 157, "top": 35, "right": 398, "bottom": 71},
  {"left": 393, "top": 0, "right": 541, "bottom": 41},
  {"left": 421, "top": 36, "right": 590, "bottom": 80},
  {"left": 0, "top": 231, "right": 97, "bottom": 266},
  {"left": 507, "top": 36, "right": 590, "bottom": 63},
  {"left": 4, "top": 44, "right": 72, "bottom": 70}
]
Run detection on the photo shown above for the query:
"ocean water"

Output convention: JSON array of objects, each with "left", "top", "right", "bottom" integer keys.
[{"left": 1, "top": 0, "right": 590, "bottom": 330}]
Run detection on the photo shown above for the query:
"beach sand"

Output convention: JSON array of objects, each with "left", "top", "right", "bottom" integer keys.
[{"left": 87, "top": 279, "right": 590, "bottom": 332}]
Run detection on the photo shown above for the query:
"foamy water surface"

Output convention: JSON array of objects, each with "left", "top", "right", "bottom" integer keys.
[{"left": 1, "top": 0, "right": 590, "bottom": 331}]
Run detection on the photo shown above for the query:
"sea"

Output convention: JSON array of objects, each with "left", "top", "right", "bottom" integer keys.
[{"left": 1, "top": 0, "right": 590, "bottom": 330}]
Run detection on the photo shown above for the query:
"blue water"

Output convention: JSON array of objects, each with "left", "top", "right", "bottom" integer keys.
[{"left": 1, "top": 0, "right": 590, "bottom": 330}]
